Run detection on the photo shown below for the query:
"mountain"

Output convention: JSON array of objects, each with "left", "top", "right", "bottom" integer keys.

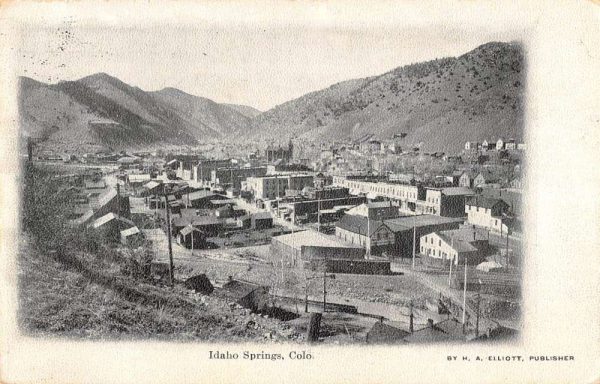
[
  {"left": 245, "top": 42, "right": 525, "bottom": 153},
  {"left": 221, "top": 104, "right": 262, "bottom": 118},
  {"left": 18, "top": 73, "right": 256, "bottom": 151}
]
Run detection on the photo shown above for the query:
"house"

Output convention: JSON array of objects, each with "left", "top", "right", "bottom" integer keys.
[
  {"left": 270, "top": 230, "right": 364, "bottom": 268},
  {"left": 464, "top": 141, "right": 479, "bottom": 151},
  {"left": 458, "top": 171, "right": 475, "bottom": 188},
  {"left": 177, "top": 225, "right": 206, "bottom": 249},
  {"left": 91, "top": 213, "right": 136, "bottom": 242},
  {"left": 473, "top": 170, "right": 501, "bottom": 187},
  {"left": 419, "top": 228, "right": 490, "bottom": 267},
  {"left": 465, "top": 196, "right": 511, "bottom": 234},
  {"left": 504, "top": 139, "right": 517, "bottom": 150},
  {"left": 482, "top": 140, "right": 496, "bottom": 151},
  {"left": 251, "top": 212, "right": 273, "bottom": 230},
  {"left": 496, "top": 138, "right": 505, "bottom": 150},
  {"left": 120, "top": 226, "right": 143, "bottom": 246},
  {"left": 172, "top": 216, "right": 223, "bottom": 237},
  {"left": 141, "top": 180, "right": 162, "bottom": 197}
]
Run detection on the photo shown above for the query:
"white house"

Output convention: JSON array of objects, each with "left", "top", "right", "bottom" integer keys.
[{"left": 465, "top": 196, "right": 511, "bottom": 234}]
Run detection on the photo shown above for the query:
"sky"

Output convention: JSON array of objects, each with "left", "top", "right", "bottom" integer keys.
[{"left": 11, "top": 2, "right": 530, "bottom": 111}]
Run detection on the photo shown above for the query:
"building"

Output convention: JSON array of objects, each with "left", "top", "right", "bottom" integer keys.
[
  {"left": 210, "top": 166, "right": 268, "bottom": 189},
  {"left": 504, "top": 139, "right": 517, "bottom": 150},
  {"left": 420, "top": 228, "right": 490, "bottom": 267},
  {"left": 458, "top": 171, "right": 476, "bottom": 188},
  {"left": 126, "top": 173, "right": 151, "bottom": 187},
  {"left": 251, "top": 212, "right": 273, "bottom": 230},
  {"left": 465, "top": 196, "right": 511, "bottom": 234},
  {"left": 465, "top": 141, "right": 479, "bottom": 151},
  {"left": 91, "top": 213, "right": 136, "bottom": 242},
  {"left": 182, "top": 190, "right": 229, "bottom": 209},
  {"left": 281, "top": 195, "right": 366, "bottom": 224},
  {"left": 193, "top": 159, "right": 233, "bottom": 183},
  {"left": 419, "top": 187, "right": 476, "bottom": 217},
  {"left": 214, "top": 204, "right": 246, "bottom": 219},
  {"left": 270, "top": 230, "right": 364, "bottom": 268},
  {"left": 245, "top": 174, "right": 314, "bottom": 200},
  {"left": 265, "top": 141, "right": 294, "bottom": 163},
  {"left": 172, "top": 216, "right": 223, "bottom": 237},
  {"left": 345, "top": 201, "right": 401, "bottom": 220},
  {"left": 333, "top": 176, "right": 422, "bottom": 213},
  {"left": 383, "top": 215, "right": 465, "bottom": 259},
  {"left": 120, "top": 226, "right": 143, "bottom": 246},
  {"left": 176, "top": 225, "right": 206, "bottom": 249},
  {"left": 335, "top": 215, "right": 396, "bottom": 256},
  {"left": 496, "top": 138, "right": 505, "bottom": 150},
  {"left": 473, "top": 170, "right": 501, "bottom": 187}
]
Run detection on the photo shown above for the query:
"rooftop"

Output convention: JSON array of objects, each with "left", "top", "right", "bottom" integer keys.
[
  {"left": 466, "top": 196, "right": 508, "bottom": 209},
  {"left": 273, "top": 230, "right": 363, "bottom": 250},
  {"left": 384, "top": 215, "right": 464, "bottom": 232}
]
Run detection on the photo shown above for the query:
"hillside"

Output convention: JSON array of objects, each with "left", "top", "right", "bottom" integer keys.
[
  {"left": 222, "top": 103, "right": 262, "bottom": 118},
  {"left": 18, "top": 73, "right": 255, "bottom": 152},
  {"left": 245, "top": 42, "right": 525, "bottom": 153}
]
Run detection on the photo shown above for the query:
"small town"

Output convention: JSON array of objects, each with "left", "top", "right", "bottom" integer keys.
[{"left": 22, "top": 132, "right": 524, "bottom": 344}]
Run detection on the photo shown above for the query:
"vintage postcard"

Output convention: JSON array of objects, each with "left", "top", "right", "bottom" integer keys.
[{"left": 0, "top": 1, "right": 598, "bottom": 383}]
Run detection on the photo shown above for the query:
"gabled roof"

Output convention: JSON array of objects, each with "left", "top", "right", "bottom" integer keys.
[
  {"left": 179, "top": 225, "right": 204, "bottom": 236},
  {"left": 336, "top": 214, "right": 390, "bottom": 236},
  {"left": 120, "top": 226, "right": 140, "bottom": 237},
  {"left": 143, "top": 181, "right": 161, "bottom": 190},
  {"left": 95, "top": 188, "right": 118, "bottom": 209},
  {"left": 92, "top": 212, "right": 135, "bottom": 229}
]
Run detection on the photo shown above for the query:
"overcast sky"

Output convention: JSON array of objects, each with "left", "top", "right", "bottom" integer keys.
[{"left": 12, "top": 2, "right": 530, "bottom": 111}]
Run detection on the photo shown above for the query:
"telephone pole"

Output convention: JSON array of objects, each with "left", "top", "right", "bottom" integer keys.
[
  {"left": 409, "top": 300, "right": 414, "bottom": 333},
  {"left": 462, "top": 256, "right": 468, "bottom": 331},
  {"left": 475, "top": 293, "right": 481, "bottom": 337},
  {"left": 164, "top": 188, "right": 175, "bottom": 287}
]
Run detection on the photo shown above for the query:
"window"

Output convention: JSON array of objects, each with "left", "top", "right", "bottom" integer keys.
[{"left": 439, "top": 240, "right": 441, "bottom": 246}]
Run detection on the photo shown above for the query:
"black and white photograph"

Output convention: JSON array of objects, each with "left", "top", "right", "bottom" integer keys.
[{"left": 1, "top": 1, "right": 598, "bottom": 384}]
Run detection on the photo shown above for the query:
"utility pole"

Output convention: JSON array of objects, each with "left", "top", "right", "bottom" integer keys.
[
  {"left": 475, "top": 293, "right": 481, "bottom": 337},
  {"left": 449, "top": 236, "right": 454, "bottom": 286},
  {"left": 409, "top": 300, "right": 414, "bottom": 333},
  {"left": 164, "top": 188, "right": 175, "bottom": 287},
  {"left": 505, "top": 227, "right": 510, "bottom": 268},
  {"left": 317, "top": 196, "right": 321, "bottom": 233},
  {"left": 462, "top": 256, "right": 468, "bottom": 331},
  {"left": 322, "top": 268, "right": 327, "bottom": 312},
  {"left": 411, "top": 216, "right": 416, "bottom": 269}
]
